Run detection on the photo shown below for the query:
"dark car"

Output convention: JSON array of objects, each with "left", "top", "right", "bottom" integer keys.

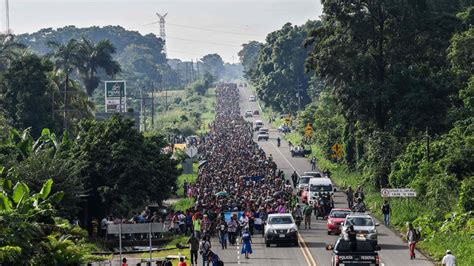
[
  {"left": 326, "top": 238, "right": 381, "bottom": 266},
  {"left": 290, "top": 146, "right": 311, "bottom": 157},
  {"left": 277, "top": 125, "right": 291, "bottom": 133}
]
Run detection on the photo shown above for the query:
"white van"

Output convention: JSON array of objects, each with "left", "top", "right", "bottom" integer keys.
[
  {"left": 308, "top": 178, "right": 335, "bottom": 205},
  {"left": 254, "top": 120, "right": 264, "bottom": 131}
]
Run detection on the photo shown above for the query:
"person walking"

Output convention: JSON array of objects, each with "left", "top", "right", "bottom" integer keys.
[
  {"left": 227, "top": 214, "right": 238, "bottom": 245},
  {"left": 291, "top": 171, "right": 298, "bottom": 188},
  {"left": 345, "top": 186, "right": 354, "bottom": 208},
  {"left": 442, "top": 250, "right": 456, "bottom": 266},
  {"left": 216, "top": 219, "right": 228, "bottom": 249},
  {"left": 302, "top": 202, "right": 313, "bottom": 229},
  {"left": 178, "top": 256, "right": 187, "bottom": 266},
  {"left": 121, "top": 258, "right": 128, "bottom": 266},
  {"left": 187, "top": 234, "right": 200, "bottom": 266},
  {"left": 381, "top": 200, "right": 391, "bottom": 226},
  {"left": 406, "top": 223, "right": 419, "bottom": 260},
  {"left": 193, "top": 215, "right": 202, "bottom": 239},
  {"left": 240, "top": 229, "right": 253, "bottom": 259},
  {"left": 199, "top": 235, "right": 211, "bottom": 266},
  {"left": 310, "top": 157, "right": 316, "bottom": 171}
]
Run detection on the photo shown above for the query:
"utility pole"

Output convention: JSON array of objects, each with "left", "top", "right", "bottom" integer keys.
[
  {"left": 151, "top": 81, "right": 155, "bottom": 129},
  {"left": 140, "top": 87, "right": 144, "bottom": 131},
  {"left": 196, "top": 59, "right": 200, "bottom": 79}
]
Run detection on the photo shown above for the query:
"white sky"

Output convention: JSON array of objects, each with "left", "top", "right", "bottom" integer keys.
[{"left": 4, "top": 0, "right": 322, "bottom": 62}]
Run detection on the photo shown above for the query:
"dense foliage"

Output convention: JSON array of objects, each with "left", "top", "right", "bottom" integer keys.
[{"left": 242, "top": 21, "right": 322, "bottom": 113}]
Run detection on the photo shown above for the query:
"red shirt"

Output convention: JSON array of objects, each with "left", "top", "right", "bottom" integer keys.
[{"left": 178, "top": 261, "right": 187, "bottom": 266}]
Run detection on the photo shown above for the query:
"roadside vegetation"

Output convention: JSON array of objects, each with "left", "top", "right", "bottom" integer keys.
[{"left": 240, "top": 2, "right": 474, "bottom": 265}]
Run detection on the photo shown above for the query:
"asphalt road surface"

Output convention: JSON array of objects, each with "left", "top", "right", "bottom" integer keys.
[{"left": 211, "top": 86, "right": 434, "bottom": 266}]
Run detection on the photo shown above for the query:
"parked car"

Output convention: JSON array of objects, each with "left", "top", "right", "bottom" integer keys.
[
  {"left": 249, "top": 95, "right": 256, "bottom": 101},
  {"left": 277, "top": 125, "right": 291, "bottom": 133},
  {"left": 245, "top": 110, "right": 253, "bottom": 117},
  {"left": 340, "top": 213, "right": 379, "bottom": 246},
  {"left": 264, "top": 213, "right": 298, "bottom": 247},
  {"left": 258, "top": 128, "right": 269, "bottom": 134},
  {"left": 326, "top": 238, "right": 381, "bottom": 266},
  {"left": 327, "top": 208, "right": 352, "bottom": 235},
  {"left": 257, "top": 132, "right": 269, "bottom": 141},
  {"left": 290, "top": 146, "right": 311, "bottom": 157},
  {"left": 304, "top": 171, "right": 322, "bottom": 178}
]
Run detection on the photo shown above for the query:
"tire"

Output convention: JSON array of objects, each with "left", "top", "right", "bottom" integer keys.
[
  {"left": 327, "top": 231, "right": 331, "bottom": 235},
  {"left": 266, "top": 241, "right": 270, "bottom": 247},
  {"left": 294, "top": 240, "right": 299, "bottom": 246}
]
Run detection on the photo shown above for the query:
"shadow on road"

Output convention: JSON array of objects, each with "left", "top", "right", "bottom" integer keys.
[
  {"left": 381, "top": 244, "right": 407, "bottom": 250},
  {"left": 304, "top": 241, "right": 327, "bottom": 248}
]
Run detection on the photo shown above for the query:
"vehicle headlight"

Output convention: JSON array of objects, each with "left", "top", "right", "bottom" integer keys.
[
  {"left": 369, "top": 229, "right": 377, "bottom": 234},
  {"left": 272, "top": 229, "right": 278, "bottom": 234},
  {"left": 289, "top": 228, "right": 297, "bottom": 232},
  {"left": 328, "top": 220, "right": 333, "bottom": 224}
]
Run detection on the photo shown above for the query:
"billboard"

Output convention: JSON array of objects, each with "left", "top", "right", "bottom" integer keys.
[{"left": 105, "top": 81, "right": 126, "bottom": 113}]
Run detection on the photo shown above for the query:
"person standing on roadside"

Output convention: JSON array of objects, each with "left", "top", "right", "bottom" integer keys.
[
  {"left": 121, "top": 258, "right": 128, "bottom": 266},
  {"left": 310, "top": 157, "right": 316, "bottom": 171},
  {"left": 355, "top": 186, "right": 365, "bottom": 202},
  {"left": 406, "top": 223, "right": 419, "bottom": 260},
  {"left": 345, "top": 186, "right": 354, "bottom": 208},
  {"left": 187, "top": 234, "right": 200, "bottom": 266},
  {"left": 381, "top": 200, "right": 391, "bottom": 226},
  {"left": 442, "top": 250, "right": 456, "bottom": 266}
]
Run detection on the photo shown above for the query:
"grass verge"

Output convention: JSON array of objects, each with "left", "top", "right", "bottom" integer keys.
[{"left": 140, "top": 236, "right": 191, "bottom": 265}]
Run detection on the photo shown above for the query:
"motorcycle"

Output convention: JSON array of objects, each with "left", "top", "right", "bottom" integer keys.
[{"left": 294, "top": 215, "right": 302, "bottom": 229}]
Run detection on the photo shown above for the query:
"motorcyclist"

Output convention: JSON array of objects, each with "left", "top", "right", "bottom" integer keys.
[
  {"left": 277, "top": 137, "right": 281, "bottom": 147},
  {"left": 293, "top": 205, "right": 303, "bottom": 229},
  {"left": 353, "top": 197, "right": 366, "bottom": 212}
]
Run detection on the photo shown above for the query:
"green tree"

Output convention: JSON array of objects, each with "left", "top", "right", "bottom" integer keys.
[
  {"left": 0, "top": 34, "right": 25, "bottom": 72},
  {"left": 76, "top": 38, "right": 121, "bottom": 96},
  {"left": 71, "top": 115, "right": 179, "bottom": 218},
  {"left": 201, "top": 53, "right": 224, "bottom": 79},
  {"left": 238, "top": 41, "right": 262, "bottom": 79},
  {"left": 0, "top": 54, "right": 55, "bottom": 136}
]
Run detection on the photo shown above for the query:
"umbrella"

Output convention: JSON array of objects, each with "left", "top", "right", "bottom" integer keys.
[
  {"left": 216, "top": 191, "right": 229, "bottom": 197},
  {"left": 273, "top": 191, "right": 287, "bottom": 197},
  {"left": 198, "top": 160, "right": 208, "bottom": 168}
]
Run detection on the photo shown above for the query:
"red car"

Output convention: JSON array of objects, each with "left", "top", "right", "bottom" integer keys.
[{"left": 327, "top": 208, "right": 351, "bottom": 235}]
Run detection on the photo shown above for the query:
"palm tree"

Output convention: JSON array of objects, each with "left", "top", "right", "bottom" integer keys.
[
  {"left": 48, "top": 39, "right": 81, "bottom": 131},
  {"left": 0, "top": 34, "right": 25, "bottom": 72},
  {"left": 77, "top": 38, "right": 121, "bottom": 96}
]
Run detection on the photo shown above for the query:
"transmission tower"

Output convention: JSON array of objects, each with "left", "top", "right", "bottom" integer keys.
[
  {"left": 156, "top": 12, "right": 168, "bottom": 53},
  {"left": 4, "top": 0, "right": 10, "bottom": 34}
]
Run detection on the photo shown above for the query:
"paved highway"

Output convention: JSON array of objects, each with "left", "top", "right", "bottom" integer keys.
[{"left": 212, "top": 86, "right": 434, "bottom": 266}]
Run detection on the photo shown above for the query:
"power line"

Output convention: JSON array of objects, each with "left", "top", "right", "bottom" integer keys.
[
  {"left": 167, "top": 35, "right": 241, "bottom": 47},
  {"left": 140, "top": 21, "right": 264, "bottom": 37}
]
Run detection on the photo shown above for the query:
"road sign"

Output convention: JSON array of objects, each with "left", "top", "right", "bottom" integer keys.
[
  {"left": 105, "top": 80, "right": 126, "bottom": 113},
  {"left": 381, "top": 188, "right": 417, "bottom": 197},
  {"left": 304, "top": 123, "right": 313, "bottom": 138},
  {"left": 331, "top": 143, "right": 344, "bottom": 159}
]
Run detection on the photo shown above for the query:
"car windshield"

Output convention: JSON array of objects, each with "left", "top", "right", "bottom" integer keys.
[
  {"left": 330, "top": 210, "right": 351, "bottom": 218},
  {"left": 346, "top": 217, "right": 374, "bottom": 226},
  {"left": 335, "top": 240, "right": 375, "bottom": 252},
  {"left": 310, "top": 184, "right": 333, "bottom": 192},
  {"left": 268, "top": 216, "right": 293, "bottom": 224},
  {"left": 299, "top": 177, "right": 310, "bottom": 184}
]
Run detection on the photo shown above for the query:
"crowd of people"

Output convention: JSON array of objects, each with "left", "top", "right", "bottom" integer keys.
[{"left": 179, "top": 83, "right": 296, "bottom": 265}]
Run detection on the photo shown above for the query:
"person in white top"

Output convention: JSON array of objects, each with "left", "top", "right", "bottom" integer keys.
[{"left": 442, "top": 250, "right": 456, "bottom": 266}]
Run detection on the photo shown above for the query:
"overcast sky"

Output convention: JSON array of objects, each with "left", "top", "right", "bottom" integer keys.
[{"left": 3, "top": 0, "right": 322, "bottom": 62}]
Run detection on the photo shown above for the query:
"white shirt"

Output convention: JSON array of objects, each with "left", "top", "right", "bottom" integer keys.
[{"left": 442, "top": 254, "right": 456, "bottom": 266}]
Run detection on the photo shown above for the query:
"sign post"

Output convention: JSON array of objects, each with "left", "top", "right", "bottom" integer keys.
[
  {"left": 331, "top": 143, "right": 344, "bottom": 160},
  {"left": 381, "top": 188, "right": 417, "bottom": 197},
  {"left": 304, "top": 123, "right": 313, "bottom": 138},
  {"left": 105, "top": 81, "right": 126, "bottom": 113}
]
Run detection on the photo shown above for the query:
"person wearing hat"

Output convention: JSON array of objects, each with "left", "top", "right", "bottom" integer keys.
[{"left": 442, "top": 250, "right": 456, "bottom": 266}]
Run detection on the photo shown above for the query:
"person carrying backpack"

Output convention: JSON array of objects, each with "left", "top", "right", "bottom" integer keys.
[
  {"left": 406, "top": 223, "right": 420, "bottom": 260},
  {"left": 302, "top": 202, "right": 313, "bottom": 229},
  {"left": 199, "top": 235, "right": 211, "bottom": 266}
]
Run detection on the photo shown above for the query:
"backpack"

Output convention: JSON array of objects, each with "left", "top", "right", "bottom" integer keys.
[{"left": 414, "top": 229, "right": 421, "bottom": 241}]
